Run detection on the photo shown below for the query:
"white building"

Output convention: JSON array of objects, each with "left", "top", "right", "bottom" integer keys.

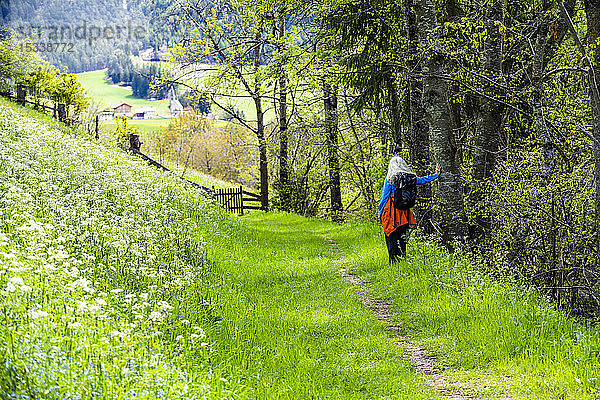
[
  {"left": 133, "top": 107, "right": 156, "bottom": 120},
  {"left": 168, "top": 87, "right": 184, "bottom": 116}
]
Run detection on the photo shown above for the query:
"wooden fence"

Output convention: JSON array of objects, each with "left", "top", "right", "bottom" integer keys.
[
  {"left": 0, "top": 85, "right": 100, "bottom": 136},
  {"left": 212, "top": 186, "right": 263, "bottom": 215},
  {"left": 129, "top": 134, "right": 264, "bottom": 214}
]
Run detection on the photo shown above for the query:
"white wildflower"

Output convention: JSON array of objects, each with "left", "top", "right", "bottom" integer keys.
[
  {"left": 68, "top": 277, "right": 94, "bottom": 293},
  {"left": 88, "top": 303, "right": 101, "bottom": 313},
  {"left": 124, "top": 293, "right": 136, "bottom": 304},
  {"left": 193, "top": 326, "right": 206, "bottom": 338},
  {"left": 77, "top": 301, "right": 88, "bottom": 313},
  {"left": 149, "top": 311, "right": 163, "bottom": 322},
  {"left": 158, "top": 301, "right": 173, "bottom": 311},
  {"left": 110, "top": 330, "right": 125, "bottom": 339},
  {"left": 6, "top": 276, "right": 31, "bottom": 293},
  {"left": 29, "top": 309, "right": 50, "bottom": 319}
]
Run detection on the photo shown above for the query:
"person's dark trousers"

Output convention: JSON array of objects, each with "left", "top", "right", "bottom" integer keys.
[{"left": 385, "top": 225, "right": 408, "bottom": 264}]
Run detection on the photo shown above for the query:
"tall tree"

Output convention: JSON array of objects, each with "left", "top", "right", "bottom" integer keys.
[
  {"left": 581, "top": 0, "right": 600, "bottom": 254},
  {"left": 277, "top": 18, "right": 290, "bottom": 211},
  {"left": 320, "top": 0, "right": 404, "bottom": 151},
  {"left": 470, "top": 0, "right": 505, "bottom": 238},
  {"left": 473, "top": 0, "right": 504, "bottom": 182},
  {"left": 167, "top": 0, "right": 271, "bottom": 210},
  {"left": 414, "top": 0, "right": 467, "bottom": 243},
  {"left": 324, "top": 81, "right": 343, "bottom": 221},
  {"left": 531, "top": 1, "right": 574, "bottom": 180},
  {"left": 404, "top": 0, "right": 432, "bottom": 231},
  {"left": 253, "top": 22, "right": 269, "bottom": 211}
]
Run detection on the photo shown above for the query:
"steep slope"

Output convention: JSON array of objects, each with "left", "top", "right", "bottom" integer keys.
[{"left": 0, "top": 100, "right": 235, "bottom": 398}]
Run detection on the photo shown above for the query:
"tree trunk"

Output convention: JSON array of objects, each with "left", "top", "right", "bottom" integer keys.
[
  {"left": 532, "top": 36, "right": 555, "bottom": 182},
  {"left": 471, "top": 0, "right": 505, "bottom": 238},
  {"left": 530, "top": 0, "right": 576, "bottom": 183},
  {"left": 324, "top": 82, "right": 343, "bottom": 222},
  {"left": 584, "top": 0, "right": 600, "bottom": 257},
  {"left": 386, "top": 74, "right": 402, "bottom": 154},
  {"left": 254, "top": 25, "right": 269, "bottom": 211},
  {"left": 414, "top": 0, "right": 467, "bottom": 244},
  {"left": 404, "top": 0, "right": 433, "bottom": 232},
  {"left": 278, "top": 19, "right": 290, "bottom": 211},
  {"left": 473, "top": 0, "right": 505, "bottom": 181}
]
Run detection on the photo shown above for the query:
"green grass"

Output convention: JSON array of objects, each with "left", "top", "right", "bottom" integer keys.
[
  {"left": 156, "top": 158, "right": 249, "bottom": 190},
  {"left": 100, "top": 118, "right": 171, "bottom": 135},
  {"left": 2, "top": 97, "right": 600, "bottom": 399},
  {"left": 340, "top": 232, "right": 600, "bottom": 398},
  {"left": 208, "top": 213, "right": 438, "bottom": 398},
  {"left": 0, "top": 98, "right": 436, "bottom": 399},
  {"left": 76, "top": 69, "right": 170, "bottom": 115},
  {"left": 76, "top": 68, "right": 272, "bottom": 124}
]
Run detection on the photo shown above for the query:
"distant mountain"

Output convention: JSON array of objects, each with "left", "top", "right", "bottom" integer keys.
[{"left": 3, "top": 0, "right": 175, "bottom": 72}]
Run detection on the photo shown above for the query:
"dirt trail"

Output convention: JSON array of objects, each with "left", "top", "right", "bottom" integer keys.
[
  {"left": 337, "top": 267, "right": 477, "bottom": 400},
  {"left": 324, "top": 237, "right": 478, "bottom": 400}
]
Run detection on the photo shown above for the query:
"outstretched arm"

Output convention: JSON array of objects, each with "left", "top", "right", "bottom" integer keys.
[{"left": 416, "top": 163, "right": 441, "bottom": 185}]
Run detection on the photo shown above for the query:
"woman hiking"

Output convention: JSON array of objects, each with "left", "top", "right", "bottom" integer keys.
[{"left": 378, "top": 157, "right": 440, "bottom": 263}]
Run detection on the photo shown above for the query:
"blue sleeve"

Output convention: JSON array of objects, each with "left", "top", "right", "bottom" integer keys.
[
  {"left": 378, "top": 180, "right": 393, "bottom": 217},
  {"left": 416, "top": 174, "right": 438, "bottom": 185}
]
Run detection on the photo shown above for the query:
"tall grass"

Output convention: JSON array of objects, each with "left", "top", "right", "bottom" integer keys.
[
  {"left": 0, "top": 99, "right": 234, "bottom": 398},
  {"left": 343, "top": 230, "right": 600, "bottom": 398},
  {"left": 0, "top": 100, "right": 437, "bottom": 399}
]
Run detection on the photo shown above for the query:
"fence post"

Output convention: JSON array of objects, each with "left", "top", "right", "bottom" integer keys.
[
  {"left": 129, "top": 133, "right": 140, "bottom": 151},
  {"left": 239, "top": 185, "right": 244, "bottom": 216},
  {"left": 16, "top": 85, "right": 26, "bottom": 105},
  {"left": 57, "top": 103, "right": 66, "bottom": 123},
  {"left": 95, "top": 115, "right": 99, "bottom": 139}
]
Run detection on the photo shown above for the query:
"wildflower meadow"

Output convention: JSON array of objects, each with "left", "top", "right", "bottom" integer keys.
[{"left": 0, "top": 102, "right": 235, "bottom": 398}]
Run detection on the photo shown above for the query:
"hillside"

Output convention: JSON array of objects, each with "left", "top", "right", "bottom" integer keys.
[{"left": 1, "top": 100, "right": 600, "bottom": 398}]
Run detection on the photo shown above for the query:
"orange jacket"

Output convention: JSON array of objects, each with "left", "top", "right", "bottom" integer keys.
[{"left": 380, "top": 193, "right": 416, "bottom": 236}]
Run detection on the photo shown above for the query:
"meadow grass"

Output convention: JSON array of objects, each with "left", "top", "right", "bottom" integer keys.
[
  {"left": 0, "top": 98, "right": 437, "bottom": 399},
  {"left": 2, "top": 97, "right": 600, "bottom": 399},
  {"left": 100, "top": 118, "right": 171, "bottom": 136},
  {"left": 154, "top": 158, "right": 250, "bottom": 191},
  {"left": 76, "top": 68, "right": 274, "bottom": 124},
  {"left": 76, "top": 69, "right": 170, "bottom": 115},
  {"left": 339, "top": 229, "right": 600, "bottom": 399},
  {"left": 207, "top": 213, "right": 438, "bottom": 399}
]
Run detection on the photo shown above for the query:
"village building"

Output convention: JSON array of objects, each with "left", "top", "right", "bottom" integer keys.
[
  {"left": 98, "top": 103, "right": 133, "bottom": 120},
  {"left": 133, "top": 107, "right": 156, "bottom": 120},
  {"left": 168, "top": 87, "right": 184, "bottom": 117},
  {"left": 98, "top": 107, "right": 115, "bottom": 121},
  {"left": 113, "top": 103, "right": 132, "bottom": 115}
]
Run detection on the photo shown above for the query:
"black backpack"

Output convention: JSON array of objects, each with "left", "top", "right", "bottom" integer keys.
[{"left": 392, "top": 173, "right": 417, "bottom": 210}]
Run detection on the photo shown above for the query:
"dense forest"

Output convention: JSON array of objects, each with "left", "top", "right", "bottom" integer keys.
[{"left": 0, "top": 0, "right": 172, "bottom": 72}]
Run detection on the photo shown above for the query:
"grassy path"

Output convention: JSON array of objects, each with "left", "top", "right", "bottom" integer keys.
[
  {"left": 209, "top": 212, "right": 600, "bottom": 399},
  {"left": 206, "top": 213, "right": 440, "bottom": 399}
]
